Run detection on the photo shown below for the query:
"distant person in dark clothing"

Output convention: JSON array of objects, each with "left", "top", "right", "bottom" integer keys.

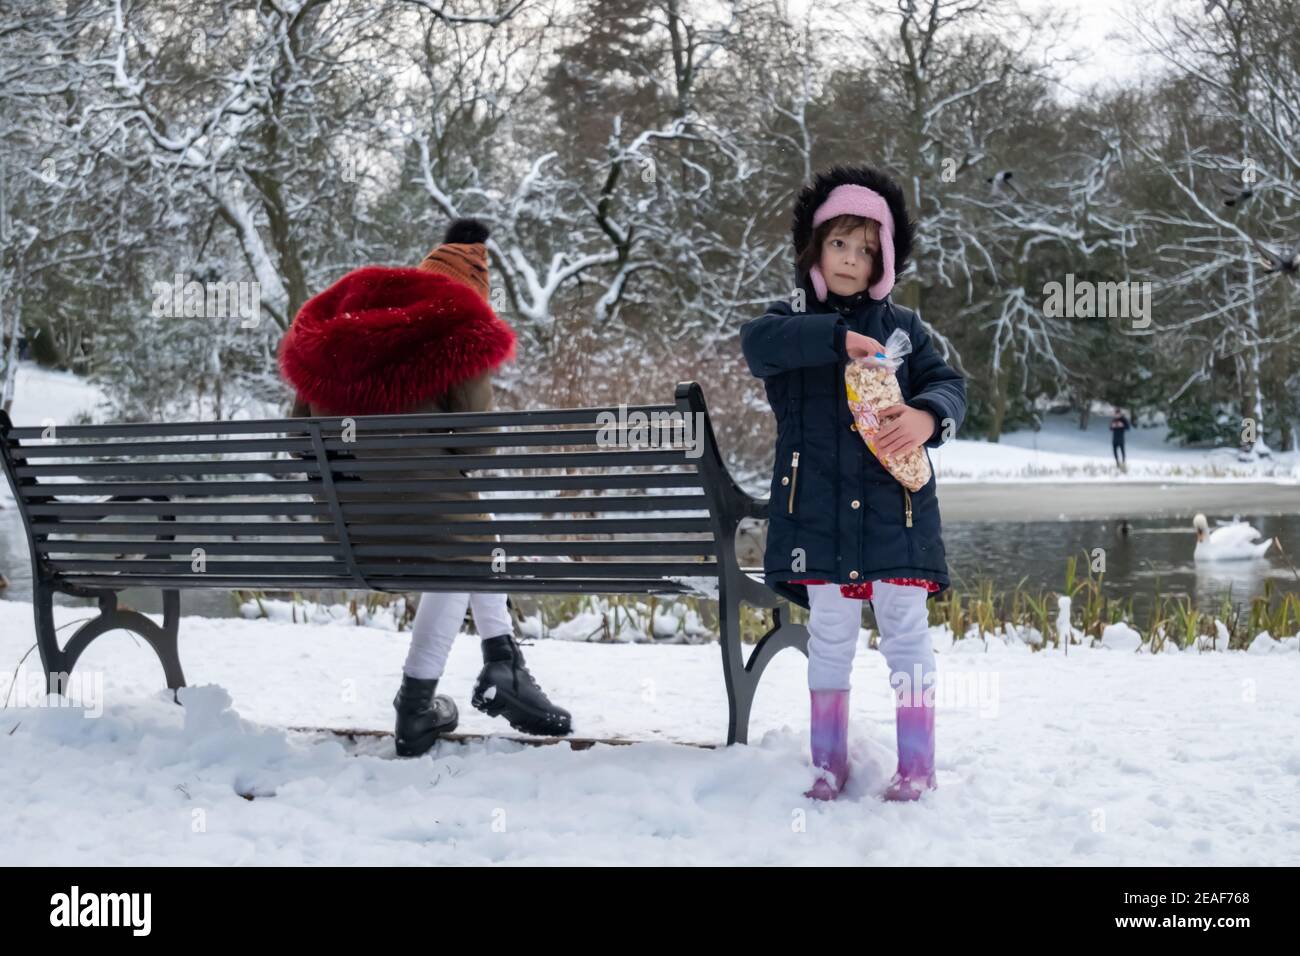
[{"left": 1110, "top": 408, "right": 1131, "bottom": 469}]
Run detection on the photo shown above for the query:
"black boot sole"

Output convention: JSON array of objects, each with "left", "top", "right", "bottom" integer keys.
[
  {"left": 471, "top": 686, "right": 572, "bottom": 737},
  {"left": 393, "top": 711, "right": 459, "bottom": 758}
]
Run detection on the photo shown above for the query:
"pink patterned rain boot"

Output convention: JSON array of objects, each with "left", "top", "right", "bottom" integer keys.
[
  {"left": 804, "top": 688, "right": 850, "bottom": 801},
  {"left": 882, "top": 699, "right": 937, "bottom": 801}
]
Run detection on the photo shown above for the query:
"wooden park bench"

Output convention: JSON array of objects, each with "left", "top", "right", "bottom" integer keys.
[{"left": 0, "top": 383, "right": 807, "bottom": 744}]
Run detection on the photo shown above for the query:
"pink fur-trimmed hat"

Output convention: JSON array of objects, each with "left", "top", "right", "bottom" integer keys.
[
  {"left": 809, "top": 184, "right": 896, "bottom": 301},
  {"left": 791, "top": 165, "right": 915, "bottom": 303}
]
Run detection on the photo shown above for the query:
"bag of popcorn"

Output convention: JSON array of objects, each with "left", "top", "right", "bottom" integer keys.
[{"left": 844, "top": 328, "right": 932, "bottom": 492}]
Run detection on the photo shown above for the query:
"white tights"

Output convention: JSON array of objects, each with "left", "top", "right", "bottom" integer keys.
[
  {"left": 403, "top": 591, "right": 514, "bottom": 680},
  {"left": 806, "top": 581, "right": 935, "bottom": 696}
]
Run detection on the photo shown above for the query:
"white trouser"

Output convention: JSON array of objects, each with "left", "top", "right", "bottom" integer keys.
[
  {"left": 806, "top": 581, "right": 935, "bottom": 697},
  {"left": 403, "top": 591, "right": 514, "bottom": 680}
]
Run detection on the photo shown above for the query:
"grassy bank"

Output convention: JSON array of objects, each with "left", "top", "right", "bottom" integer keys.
[{"left": 230, "top": 548, "right": 1300, "bottom": 654}]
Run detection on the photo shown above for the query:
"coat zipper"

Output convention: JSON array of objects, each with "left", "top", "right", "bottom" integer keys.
[
  {"left": 787, "top": 450, "right": 800, "bottom": 514},
  {"left": 903, "top": 487, "right": 913, "bottom": 528}
]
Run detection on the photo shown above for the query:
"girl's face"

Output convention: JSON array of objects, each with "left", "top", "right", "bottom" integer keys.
[{"left": 819, "top": 220, "right": 881, "bottom": 296}]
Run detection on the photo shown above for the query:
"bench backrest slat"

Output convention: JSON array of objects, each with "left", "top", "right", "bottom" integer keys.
[
  {"left": 14, "top": 449, "right": 692, "bottom": 478},
  {"left": 3, "top": 403, "right": 680, "bottom": 439},
  {"left": 41, "top": 538, "right": 714, "bottom": 561},
  {"left": 10, "top": 475, "right": 708, "bottom": 498},
  {"left": 9, "top": 426, "right": 694, "bottom": 460},
  {"left": 22, "top": 495, "right": 708, "bottom": 519},
  {"left": 29, "top": 516, "right": 714, "bottom": 538}
]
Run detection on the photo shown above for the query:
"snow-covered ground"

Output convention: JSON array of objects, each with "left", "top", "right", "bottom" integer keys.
[
  {"left": 1, "top": 364, "right": 110, "bottom": 506},
  {"left": 933, "top": 414, "right": 1300, "bottom": 483},
  {"left": 2, "top": 598, "right": 1298, "bottom": 865},
  {"left": 4, "top": 362, "right": 107, "bottom": 431}
]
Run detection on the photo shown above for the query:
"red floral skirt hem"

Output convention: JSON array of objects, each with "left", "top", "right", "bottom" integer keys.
[{"left": 788, "top": 577, "right": 942, "bottom": 601}]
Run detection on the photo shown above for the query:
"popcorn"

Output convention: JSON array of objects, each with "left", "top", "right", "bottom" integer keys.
[{"left": 844, "top": 328, "right": 932, "bottom": 492}]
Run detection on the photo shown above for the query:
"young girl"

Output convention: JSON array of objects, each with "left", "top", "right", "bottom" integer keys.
[
  {"left": 740, "top": 165, "right": 966, "bottom": 802},
  {"left": 280, "top": 218, "right": 572, "bottom": 756}
]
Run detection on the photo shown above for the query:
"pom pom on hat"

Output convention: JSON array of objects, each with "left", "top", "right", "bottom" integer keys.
[{"left": 418, "top": 217, "right": 492, "bottom": 302}]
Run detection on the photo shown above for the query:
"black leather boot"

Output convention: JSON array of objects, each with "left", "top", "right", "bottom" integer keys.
[
  {"left": 472, "top": 634, "right": 572, "bottom": 736},
  {"left": 393, "top": 674, "right": 459, "bottom": 757}
]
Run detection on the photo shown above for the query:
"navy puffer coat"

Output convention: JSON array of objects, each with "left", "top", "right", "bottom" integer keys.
[{"left": 739, "top": 166, "right": 966, "bottom": 610}]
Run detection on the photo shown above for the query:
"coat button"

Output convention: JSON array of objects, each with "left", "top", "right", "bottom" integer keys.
[
  {"left": 850, "top": 499, "right": 860, "bottom": 509},
  {"left": 781, "top": 476, "right": 790, "bottom": 486},
  {"left": 850, "top": 422, "right": 858, "bottom": 432},
  {"left": 849, "top": 570, "right": 859, "bottom": 580}
]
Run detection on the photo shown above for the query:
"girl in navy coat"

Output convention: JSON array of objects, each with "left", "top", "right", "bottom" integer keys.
[{"left": 740, "top": 165, "right": 966, "bottom": 801}]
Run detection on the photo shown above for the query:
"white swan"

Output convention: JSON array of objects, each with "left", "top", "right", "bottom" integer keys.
[{"left": 1193, "top": 513, "right": 1273, "bottom": 562}]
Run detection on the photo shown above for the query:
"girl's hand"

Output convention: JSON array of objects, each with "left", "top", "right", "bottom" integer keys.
[
  {"left": 845, "top": 331, "right": 886, "bottom": 363},
  {"left": 873, "top": 404, "right": 937, "bottom": 458}
]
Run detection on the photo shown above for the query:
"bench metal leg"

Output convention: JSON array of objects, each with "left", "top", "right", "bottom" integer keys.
[
  {"left": 32, "top": 582, "right": 67, "bottom": 696},
  {"left": 719, "top": 601, "right": 809, "bottom": 745},
  {"left": 49, "top": 590, "right": 186, "bottom": 695}
]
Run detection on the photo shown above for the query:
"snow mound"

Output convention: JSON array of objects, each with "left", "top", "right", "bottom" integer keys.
[{"left": 1100, "top": 622, "right": 1143, "bottom": 652}]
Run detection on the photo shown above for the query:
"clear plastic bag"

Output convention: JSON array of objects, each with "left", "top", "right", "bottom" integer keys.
[
  {"left": 871, "top": 328, "right": 913, "bottom": 372},
  {"left": 844, "top": 329, "right": 931, "bottom": 492}
]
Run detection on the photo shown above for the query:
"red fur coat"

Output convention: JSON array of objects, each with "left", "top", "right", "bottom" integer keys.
[{"left": 279, "top": 265, "right": 516, "bottom": 416}]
